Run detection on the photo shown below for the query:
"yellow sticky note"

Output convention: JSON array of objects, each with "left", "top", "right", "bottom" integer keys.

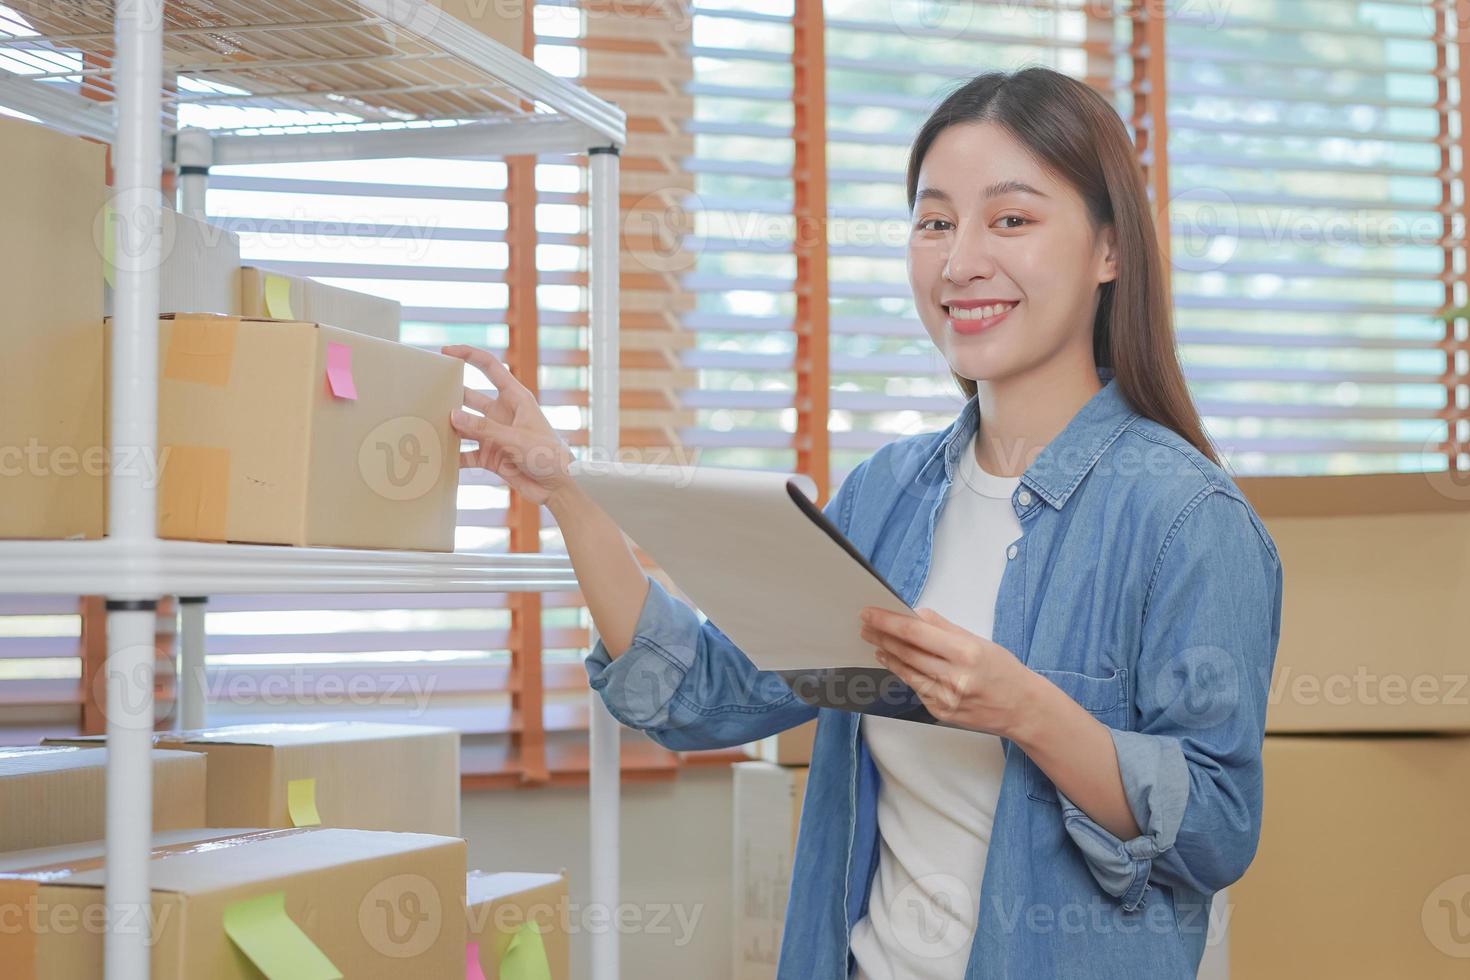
[
  {"left": 223, "top": 890, "right": 342, "bottom": 980},
  {"left": 264, "top": 273, "right": 294, "bottom": 319},
  {"left": 500, "top": 921, "right": 552, "bottom": 980},
  {"left": 287, "top": 777, "right": 321, "bottom": 827}
]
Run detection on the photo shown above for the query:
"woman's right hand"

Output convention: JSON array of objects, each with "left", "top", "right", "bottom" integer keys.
[{"left": 442, "top": 344, "right": 575, "bottom": 508}]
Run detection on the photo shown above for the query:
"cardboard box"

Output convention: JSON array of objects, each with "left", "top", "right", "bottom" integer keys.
[
  {"left": 1225, "top": 735, "right": 1470, "bottom": 978},
  {"left": 1237, "top": 472, "right": 1470, "bottom": 732},
  {"left": 111, "top": 313, "right": 459, "bottom": 549},
  {"left": 48, "top": 722, "right": 460, "bottom": 837},
  {"left": 0, "top": 746, "right": 205, "bottom": 853},
  {"left": 732, "top": 762, "right": 808, "bottom": 980},
  {"left": 744, "top": 719, "right": 817, "bottom": 766},
  {"left": 105, "top": 209, "right": 242, "bottom": 317},
  {"left": 438, "top": 0, "right": 527, "bottom": 53},
  {"left": 240, "top": 267, "right": 400, "bottom": 342},
  {"left": 466, "top": 871, "right": 570, "bottom": 980},
  {"left": 0, "top": 827, "right": 466, "bottom": 979},
  {"left": 0, "top": 114, "right": 106, "bottom": 539}
]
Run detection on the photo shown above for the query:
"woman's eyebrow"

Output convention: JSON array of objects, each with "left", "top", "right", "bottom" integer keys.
[
  {"left": 914, "top": 187, "right": 953, "bottom": 206},
  {"left": 914, "top": 181, "right": 1050, "bottom": 207},
  {"left": 984, "top": 179, "right": 1049, "bottom": 200}
]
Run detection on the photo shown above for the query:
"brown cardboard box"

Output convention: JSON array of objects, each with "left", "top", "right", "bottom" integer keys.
[
  {"left": 732, "top": 762, "right": 808, "bottom": 980},
  {"left": 49, "top": 721, "right": 460, "bottom": 836},
  {"left": 106, "top": 210, "right": 242, "bottom": 317},
  {"left": 466, "top": 871, "right": 570, "bottom": 980},
  {"left": 744, "top": 719, "right": 817, "bottom": 766},
  {"left": 1238, "top": 471, "right": 1470, "bottom": 732},
  {"left": 439, "top": 0, "right": 527, "bottom": 52},
  {"left": 240, "top": 267, "right": 400, "bottom": 342},
  {"left": 1226, "top": 735, "right": 1470, "bottom": 978},
  {"left": 0, "top": 746, "right": 205, "bottom": 852},
  {"left": 0, "top": 827, "right": 466, "bottom": 979},
  {"left": 0, "top": 114, "right": 106, "bottom": 539},
  {"left": 113, "top": 313, "right": 460, "bottom": 549}
]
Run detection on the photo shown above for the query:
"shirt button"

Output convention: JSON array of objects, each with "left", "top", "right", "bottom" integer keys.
[
  {"left": 1017, "top": 490, "right": 1032, "bottom": 507},
  {"left": 1006, "top": 544, "right": 1019, "bottom": 560}
]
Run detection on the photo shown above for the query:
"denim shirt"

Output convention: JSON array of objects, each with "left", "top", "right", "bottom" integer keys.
[{"left": 584, "top": 371, "right": 1284, "bottom": 979}]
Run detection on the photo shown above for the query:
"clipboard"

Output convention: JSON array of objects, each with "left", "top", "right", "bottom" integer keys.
[{"left": 570, "top": 461, "right": 946, "bottom": 725}]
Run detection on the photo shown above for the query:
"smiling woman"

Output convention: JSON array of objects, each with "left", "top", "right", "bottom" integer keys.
[{"left": 454, "top": 65, "right": 1284, "bottom": 980}]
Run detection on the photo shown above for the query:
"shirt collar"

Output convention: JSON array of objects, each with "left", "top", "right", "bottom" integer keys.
[{"left": 918, "top": 366, "right": 1137, "bottom": 510}]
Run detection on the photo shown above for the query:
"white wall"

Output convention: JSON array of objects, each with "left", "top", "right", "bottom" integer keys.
[{"left": 462, "top": 764, "right": 738, "bottom": 980}]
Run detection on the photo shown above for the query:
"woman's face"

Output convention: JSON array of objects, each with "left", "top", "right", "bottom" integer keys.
[{"left": 906, "top": 121, "right": 1117, "bottom": 385}]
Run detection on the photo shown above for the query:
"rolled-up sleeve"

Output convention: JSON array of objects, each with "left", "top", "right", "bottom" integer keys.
[
  {"left": 583, "top": 460, "right": 868, "bottom": 751},
  {"left": 1059, "top": 487, "right": 1283, "bottom": 909}
]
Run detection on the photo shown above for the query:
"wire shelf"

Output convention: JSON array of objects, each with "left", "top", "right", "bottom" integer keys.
[{"left": 0, "top": 0, "right": 623, "bottom": 150}]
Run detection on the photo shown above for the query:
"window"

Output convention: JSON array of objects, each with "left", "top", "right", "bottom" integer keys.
[{"left": 2, "top": 0, "right": 1464, "bottom": 758}]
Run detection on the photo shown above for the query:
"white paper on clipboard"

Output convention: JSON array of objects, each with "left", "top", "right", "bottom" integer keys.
[{"left": 568, "top": 460, "right": 917, "bottom": 671}]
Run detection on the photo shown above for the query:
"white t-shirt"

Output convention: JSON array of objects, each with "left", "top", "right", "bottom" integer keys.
[{"left": 848, "top": 433, "right": 1022, "bottom": 980}]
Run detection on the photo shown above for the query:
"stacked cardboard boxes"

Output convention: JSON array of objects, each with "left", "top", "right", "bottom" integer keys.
[
  {"left": 107, "top": 313, "right": 462, "bottom": 549},
  {"left": 47, "top": 721, "right": 460, "bottom": 835},
  {"left": 0, "top": 114, "right": 106, "bottom": 540},
  {"left": 0, "top": 827, "right": 466, "bottom": 978},
  {"left": 3, "top": 114, "right": 450, "bottom": 550},
  {"left": 0, "top": 747, "right": 205, "bottom": 852},
  {"left": 1213, "top": 472, "right": 1470, "bottom": 978},
  {"left": 732, "top": 759, "right": 810, "bottom": 980},
  {"left": 466, "top": 870, "right": 571, "bottom": 980}
]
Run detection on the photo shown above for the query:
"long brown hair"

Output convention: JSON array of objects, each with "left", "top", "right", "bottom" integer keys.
[{"left": 906, "top": 67, "right": 1220, "bottom": 464}]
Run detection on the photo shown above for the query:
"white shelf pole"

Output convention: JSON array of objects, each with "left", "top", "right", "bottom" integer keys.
[
  {"left": 177, "top": 598, "right": 208, "bottom": 730},
  {"left": 108, "top": 2, "right": 164, "bottom": 978},
  {"left": 587, "top": 143, "right": 621, "bottom": 980},
  {"left": 173, "top": 126, "right": 211, "bottom": 735},
  {"left": 174, "top": 126, "right": 213, "bottom": 221}
]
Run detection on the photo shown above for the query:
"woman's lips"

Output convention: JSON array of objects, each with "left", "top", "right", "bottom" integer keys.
[{"left": 945, "top": 301, "right": 1017, "bottom": 336}]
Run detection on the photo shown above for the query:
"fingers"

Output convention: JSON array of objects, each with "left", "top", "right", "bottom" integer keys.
[
  {"left": 873, "top": 643, "right": 941, "bottom": 701},
  {"left": 442, "top": 345, "right": 531, "bottom": 404},
  {"left": 864, "top": 609, "right": 964, "bottom": 664},
  {"left": 462, "top": 385, "right": 496, "bottom": 415},
  {"left": 862, "top": 624, "right": 949, "bottom": 678},
  {"left": 451, "top": 407, "right": 512, "bottom": 442}
]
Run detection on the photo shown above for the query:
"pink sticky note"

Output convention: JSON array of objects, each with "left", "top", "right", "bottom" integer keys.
[
  {"left": 466, "top": 942, "right": 488, "bottom": 980},
  {"left": 325, "top": 342, "right": 357, "bottom": 400}
]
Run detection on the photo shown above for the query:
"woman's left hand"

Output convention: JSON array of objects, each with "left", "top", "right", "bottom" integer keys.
[{"left": 859, "top": 606, "right": 1034, "bottom": 737}]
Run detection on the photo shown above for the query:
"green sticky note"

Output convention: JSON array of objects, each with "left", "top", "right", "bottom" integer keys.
[
  {"left": 500, "top": 921, "right": 551, "bottom": 980},
  {"left": 287, "top": 777, "right": 321, "bottom": 827},
  {"left": 223, "top": 891, "right": 341, "bottom": 980},
  {"left": 264, "top": 273, "right": 294, "bottom": 319},
  {"left": 102, "top": 205, "right": 116, "bottom": 287}
]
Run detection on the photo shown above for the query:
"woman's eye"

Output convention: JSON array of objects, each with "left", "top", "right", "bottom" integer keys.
[
  {"left": 996, "top": 215, "right": 1030, "bottom": 230},
  {"left": 917, "top": 218, "right": 953, "bottom": 232}
]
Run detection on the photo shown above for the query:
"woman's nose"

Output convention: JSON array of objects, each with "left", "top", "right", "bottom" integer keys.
[{"left": 943, "top": 226, "right": 995, "bottom": 284}]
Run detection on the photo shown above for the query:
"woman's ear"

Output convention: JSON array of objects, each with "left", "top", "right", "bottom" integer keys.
[{"left": 1096, "top": 224, "right": 1119, "bottom": 284}]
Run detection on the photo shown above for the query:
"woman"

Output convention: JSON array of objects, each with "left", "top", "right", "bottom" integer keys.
[{"left": 445, "top": 67, "right": 1283, "bottom": 980}]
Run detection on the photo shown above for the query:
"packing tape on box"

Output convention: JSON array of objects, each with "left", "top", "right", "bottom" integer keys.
[
  {"left": 159, "top": 444, "right": 231, "bottom": 541},
  {"left": 163, "top": 315, "right": 237, "bottom": 387},
  {"left": 0, "top": 829, "right": 311, "bottom": 881}
]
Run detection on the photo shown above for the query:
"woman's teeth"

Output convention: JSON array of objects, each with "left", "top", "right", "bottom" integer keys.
[{"left": 948, "top": 302, "right": 1016, "bottom": 320}]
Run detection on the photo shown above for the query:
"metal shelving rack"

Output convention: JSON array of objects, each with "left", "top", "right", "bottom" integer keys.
[{"left": 0, "top": 3, "right": 625, "bottom": 978}]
